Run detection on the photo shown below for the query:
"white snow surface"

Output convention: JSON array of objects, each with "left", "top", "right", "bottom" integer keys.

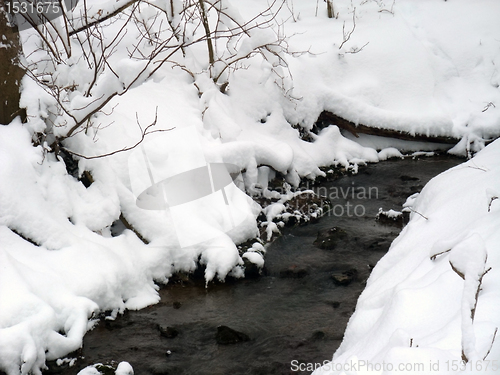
[
  {"left": 75, "top": 362, "right": 133, "bottom": 375},
  {"left": 313, "top": 139, "right": 500, "bottom": 374},
  {"left": 1, "top": 0, "right": 500, "bottom": 373}
]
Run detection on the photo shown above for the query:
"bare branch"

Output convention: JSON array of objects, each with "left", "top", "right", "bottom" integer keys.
[
  {"left": 471, "top": 266, "right": 492, "bottom": 321},
  {"left": 430, "top": 248, "right": 451, "bottom": 261},
  {"left": 345, "top": 41, "right": 369, "bottom": 54},
  {"left": 482, "top": 102, "right": 495, "bottom": 112},
  {"left": 406, "top": 207, "right": 428, "bottom": 220},
  {"left": 488, "top": 196, "right": 498, "bottom": 212},
  {"left": 466, "top": 165, "right": 488, "bottom": 172},
  {"left": 483, "top": 327, "right": 498, "bottom": 360},
  {"left": 69, "top": 0, "right": 140, "bottom": 36},
  {"left": 378, "top": 0, "right": 395, "bottom": 15},
  {"left": 339, "top": 8, "right": 356, "bottom": 50},
  {"left": 22, "top": 0, "right": 294, "bottom": 147},
  {"left": 62, "top": 107, "right": 174, "bottom": 159}
]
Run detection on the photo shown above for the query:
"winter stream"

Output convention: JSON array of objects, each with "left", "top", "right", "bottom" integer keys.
[{"left": 49, "top": 155, "right": 463, "bottom": 375}]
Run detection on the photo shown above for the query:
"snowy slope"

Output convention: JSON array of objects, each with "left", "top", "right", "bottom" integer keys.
[
  {"left": 1, "top": 0, "right": 500, "bottom": 374},
  {"left": 313, "top": 139, "right": 500, "bottom": 375},
  {"left": 282, "top": 0, "right": 500, "bottom": 151}
]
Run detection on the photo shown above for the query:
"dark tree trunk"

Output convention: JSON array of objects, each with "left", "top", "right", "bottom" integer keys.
[
  {"left": 316, "top": 111, "right": 460, "bottom": 145},
  {"left": 0, "top": 0, "right": 26, "bottom": 125}
]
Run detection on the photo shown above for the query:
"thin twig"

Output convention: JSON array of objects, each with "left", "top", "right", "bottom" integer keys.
[
  {"left": 406, "top": 207, "right": 428, "bottom": 220},
  {"left": 69, "top": 0, "right": 140, "bottom": 36},
  {"left": 62, "top": 108, "right": 174, "bottom": 159},
  {"left": 466, "top": 165, "right": 488, "bottom": 172},
  {"left": 471, "top": 266, "right": 491, "bottom": 321},
  {"left": 488, "top": 196, "right": 498, "bottom": 212},
  {"left": 339, "top": 8, "right": 356, "bottom": 50},
  {"left": 345, "top": 41, "right": 369, "bottom": 54},
  {"left": 483, "top": 327, "right": 498, "bottom": 360},
  {"left": 378, "top": 0, "right": 395, "bottom": 15},
  {"left": 430, "top": 248, "right": 451, "bottom": 261}
]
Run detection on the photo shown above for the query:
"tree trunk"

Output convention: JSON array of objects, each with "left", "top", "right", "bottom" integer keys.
[
  {"left": 316, "top": 111, "right": 460, "bottom": 145},
  {"left": 0, "top": 0, "right": 26, "bottom": 125}
]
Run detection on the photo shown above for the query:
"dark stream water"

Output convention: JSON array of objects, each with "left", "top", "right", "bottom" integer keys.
[{"left": 50, "top": 156, "right": 463, "bottom": 375}]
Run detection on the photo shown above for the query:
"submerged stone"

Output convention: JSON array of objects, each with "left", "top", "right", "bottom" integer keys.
[
  {"left": 279, "top": 266, "right": 308, "bottom": 278},
  {"left": 216, "top": 325, "right": 250, "bottom": 345},
  {"left": 158, "top": 325, "right": 179, "bottom": 338},
  {"left": 331, "top": 268, "right": 358, "bottom": 286},
  {"left": 313, "top": 227, "right": 347, "bottom": 250}
]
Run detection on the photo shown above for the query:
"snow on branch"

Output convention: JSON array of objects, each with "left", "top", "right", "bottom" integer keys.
[
  {"left": 62, "top": 107, "right": 174, "bottom": 159},
  {"left": 68, "top": 0, "right": 140, "bottom": 36},
  {"left": 447, "top": 234, "right": 491, "bottom": 362},
  {"left": 21, "top": 0, "right": 294, "bottom": 149}
]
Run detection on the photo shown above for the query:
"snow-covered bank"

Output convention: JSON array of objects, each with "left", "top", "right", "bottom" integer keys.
[
  {"left": 277, "top": 0, "right": 500, "bottom": 150},
  {"left": 1, "top": 0, "right": 500, "bottom": 373},
  {"left": 313, "top": 139, "right": 500, "bottom": 375},
  {"left": 0, "top": 84, "right": 376, "bottom": 375}
]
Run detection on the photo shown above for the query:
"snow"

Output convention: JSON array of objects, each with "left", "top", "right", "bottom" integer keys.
[
  {"left": 378, "top": 148, "right": 403, "bottom": 161},
  {"left": 242, "top": 251, "right": 265, "bottom": 269},
  {"left": 75, "top": 362, "right": 133, "bottom": 375},
  {"left": 313, "top": 139, "right": 500, "bottom": 375},
  {"left": 377, "top": 208, "right": 403, "bottom": 220},
  {"left": 55, "top": 358, "right": 77, "bottom": 367},
  {"left": 282, "top": 0, "right": 500, "bottom": 146},
  {"left": 1, "top": 0, "right": 499, "bottom": 373},
  {"left": 114, "top": 362, "right": 134, "bottom": 375}
]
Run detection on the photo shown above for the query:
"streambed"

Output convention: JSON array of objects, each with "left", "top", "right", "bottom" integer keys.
[{"left": 50, "top": 155, "right": 463, "bottom": 375}]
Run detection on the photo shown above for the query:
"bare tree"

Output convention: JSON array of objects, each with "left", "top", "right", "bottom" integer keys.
[
  {"left": 0, "top": 0, "right": 26, "bottom": 125},
  {"left": 17, "top": 0, "right": 290, "bottom": 156}
]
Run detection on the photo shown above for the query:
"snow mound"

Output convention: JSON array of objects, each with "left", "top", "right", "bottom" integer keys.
[
  {"left": 2, "top": 0, "right": 500, "bottom": 373},
  {"left": 314, "top": 139, "right": 500, "bottom": 374},
  {"left": 283, "top": 0, "right": 500, "bottom": 151}
]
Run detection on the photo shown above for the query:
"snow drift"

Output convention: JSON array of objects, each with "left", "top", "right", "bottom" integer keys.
[
  {"left": 313, "top": 139, "right": 500, "bottom": 374},
  {"left": 1, "top": 0, "right": 499, "bottom": 373}
]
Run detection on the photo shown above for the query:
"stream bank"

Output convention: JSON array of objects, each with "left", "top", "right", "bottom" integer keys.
[{"left": 47, "top": 155, "right": 464, "bottom": 375}]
